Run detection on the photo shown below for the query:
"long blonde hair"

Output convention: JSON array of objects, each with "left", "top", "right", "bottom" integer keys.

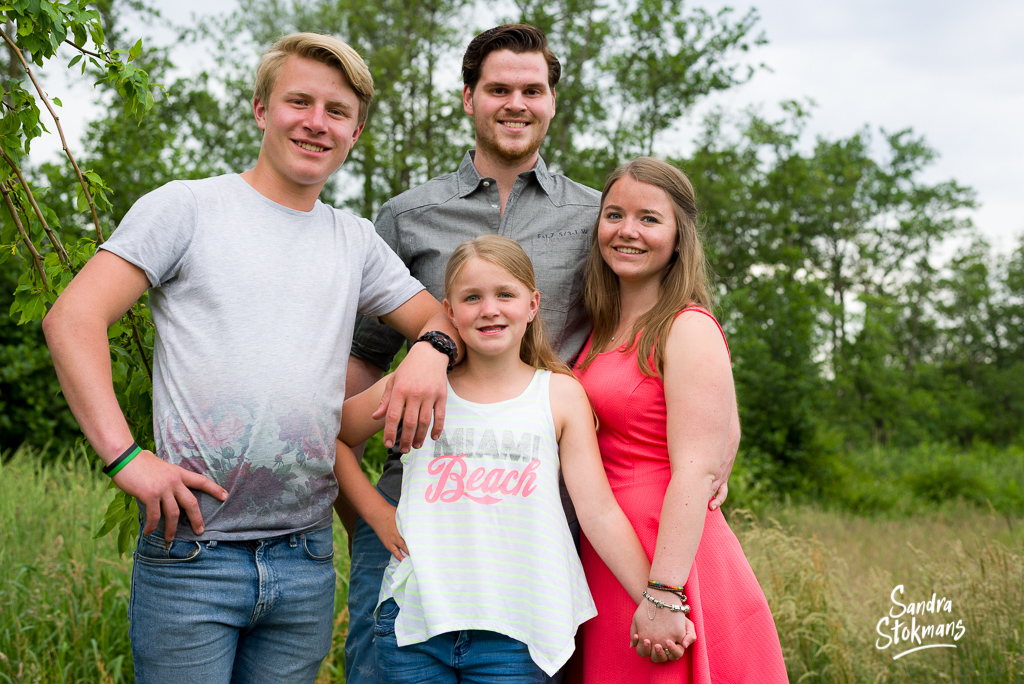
[
  {"left": 445, "top": 236, "right": 570, "bottom": 375},
  {"left": 579, "top": 157, "right": 712, "bottom": 377}
]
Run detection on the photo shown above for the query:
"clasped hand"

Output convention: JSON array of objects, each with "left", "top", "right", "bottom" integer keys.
[{"left": 630, "top": 600, "right": 695, "bottom": 662}]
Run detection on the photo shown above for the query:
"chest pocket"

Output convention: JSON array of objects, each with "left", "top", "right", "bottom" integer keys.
[{"left": 530, "top": 234, "right": 590, "bottom": 314}]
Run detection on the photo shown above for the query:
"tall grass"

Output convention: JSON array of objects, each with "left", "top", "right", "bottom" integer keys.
[
  {"left": 0, "top": 448, "right": 354, "bottom": 684},
  {"left": 735, "top": 506, "right": 1024, "bottom": 682},
  {"left": 0, "top": 448, "right": 133, "bottom": 683},
  {"left": 3, "top": 446, "right": 1022, "bottom": 682}
]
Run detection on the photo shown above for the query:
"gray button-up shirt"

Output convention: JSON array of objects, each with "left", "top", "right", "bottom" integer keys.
[
  {"left": 351, "top": 150, "right": 599, "bottom": 371},
  {"left": 351, "top": 150, "right": 601, "bottom": 506}
]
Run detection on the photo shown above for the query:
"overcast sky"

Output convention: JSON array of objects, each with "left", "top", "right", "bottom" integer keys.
[
  {"left": 36, "top": 0, "right": 1023, "bottom": 252},
  {"left": 691, "top": 0, "right": 1024, "bottom": 253}
]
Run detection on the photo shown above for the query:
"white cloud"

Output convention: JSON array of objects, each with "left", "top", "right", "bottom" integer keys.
[{"left": 680, "top": 0, "right": 1024, "bottom": 250}]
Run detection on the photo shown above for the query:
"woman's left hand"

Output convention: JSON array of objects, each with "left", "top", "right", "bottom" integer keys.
[{"left": 630, "top": 601, "right": 695, "bottom": 662}]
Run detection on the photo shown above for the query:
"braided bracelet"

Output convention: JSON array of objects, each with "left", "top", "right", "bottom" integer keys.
[
  {"left": 648, "top": 580, "right": 687, "bottom": 602},
  {"left": 643, "top": 589, "right": 691, "bottom": 620}
]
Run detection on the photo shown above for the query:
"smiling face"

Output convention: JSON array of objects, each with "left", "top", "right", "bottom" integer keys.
[
  {"left": 444, "top": 257, "right": 540, "bottom": 360},
  {"left": 597, "top": 175, "right": 680, "bottom": 290},
  {"left": 463, "top": 49, "right": 555, "bottom": 169},
  {"left": 251, "top": 55, "right": 364, "bottom": 208}
]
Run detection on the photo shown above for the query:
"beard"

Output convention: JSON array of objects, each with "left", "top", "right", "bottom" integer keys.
[{"left": 473, "top": 114, "right": 548, "bottom": 166}]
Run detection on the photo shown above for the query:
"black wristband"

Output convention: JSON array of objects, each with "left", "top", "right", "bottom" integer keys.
[
  {"left": 415, "top": 331, "right": 458, "bottom": 373},
  {"left": 103, "top": 442, "right": 142, "bottom": 476}
]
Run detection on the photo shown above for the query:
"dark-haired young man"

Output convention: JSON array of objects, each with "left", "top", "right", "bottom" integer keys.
[
  {"left": 341, "top": 23, "right": 738, "bottom": 683},
  {"left": 342, "top": 24, "right": 598, "bottom": 683}
]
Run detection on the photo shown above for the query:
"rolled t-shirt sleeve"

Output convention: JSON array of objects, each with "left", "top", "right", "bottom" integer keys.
[{"left": 99, "top": 181, "right": 198, "bottom": 287}]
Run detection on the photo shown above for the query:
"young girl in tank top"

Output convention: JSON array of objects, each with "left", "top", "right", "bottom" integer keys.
[{"left": 333, "top": 236, "right": 692, "bottom": 683}]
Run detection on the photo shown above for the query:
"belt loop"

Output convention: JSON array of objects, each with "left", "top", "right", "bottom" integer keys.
[{"left": 289, "top": 533, "right": 298, "bottom": 548}]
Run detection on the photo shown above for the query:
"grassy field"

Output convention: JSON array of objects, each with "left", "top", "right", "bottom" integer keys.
[{"left": 2, "top": 447, "right": 1022, "bottom": 683}]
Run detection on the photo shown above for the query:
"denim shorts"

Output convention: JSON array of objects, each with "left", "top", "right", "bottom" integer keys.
[
  {"left": 128, "top": 525, "right": 336, "bottom": 684},
  {"left": 373, "top": 597, "right": 547, "bottom": 684}
]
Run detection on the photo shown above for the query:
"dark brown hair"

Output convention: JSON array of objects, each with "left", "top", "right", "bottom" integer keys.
[
  {"left": 579, "top": 157, "right": 712, "bottom": 377},
  {"left": 462, "top": 24, "right": 561, "bottom": 91}
]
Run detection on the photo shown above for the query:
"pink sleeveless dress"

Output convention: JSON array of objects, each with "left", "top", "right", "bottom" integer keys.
[{"left": 573, "top": 308, "right": 787, "bottom": 683}]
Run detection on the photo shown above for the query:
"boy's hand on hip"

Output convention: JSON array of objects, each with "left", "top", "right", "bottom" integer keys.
[
  {"left": 374, "top": 342, "right": 449, "bottom": 452},
  {"left": 112, "top": 450, "right": 228, "bottom": 541}
]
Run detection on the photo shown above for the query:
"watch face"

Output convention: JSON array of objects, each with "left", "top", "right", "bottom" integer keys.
[
  {"left": 434, "top": 332, "right": 456, "bottom": 353},
  {"left": 420, "top": 331, "right": 457, "bottom": 371}
]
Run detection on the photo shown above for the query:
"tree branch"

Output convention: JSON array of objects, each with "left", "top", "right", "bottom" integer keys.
[
  {"left": 63, "top": 39, "right": 105, "bottom": 59},
  {"left": 1, "top": 181, "right": 48, "bottom": 290},
  {"left": 0, "top": 26, "right": 106, "bottom": 242},
  {"left": 126, "top": 310, "right": 153, "bottom": 383},
  {"left": 0, "top": 149, "right": 72, "bottom": 267}
]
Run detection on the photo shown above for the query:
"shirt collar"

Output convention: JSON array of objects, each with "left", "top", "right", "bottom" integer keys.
[{"left": 457, "top": 150, "right": 555, "bottom": 198}]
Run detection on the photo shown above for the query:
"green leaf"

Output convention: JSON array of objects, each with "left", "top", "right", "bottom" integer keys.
[
  {"left": 14, "top": 290, "right": 47, "bottom": 324},
  {"left": 117, "top": 514, "right": 138, "bottom": 556},
  {"left": 107, "top": 321, "right": 127, "bottom": 340},
  {"left": 94, "top": 488, "right": 126, "bottom": 539},
  {"left": 0, "top": 115, "right": 20, "bottom": 135},
  {"left": 88, "top": 20, "right": 104, "bottom": 48},
  {"left": 128, "top": 38, "right": 143, "bottom": 61},
  {"left": 67, "top": 54, "right": 81, "bottom": 69}
]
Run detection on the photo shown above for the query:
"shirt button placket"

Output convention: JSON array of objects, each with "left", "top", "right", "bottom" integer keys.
[
  {"left": 483, "top": 179, "right": 501, "bottom": 231},
  {"left": 499, "top": 179, "right": 523, "bottom": 235}
]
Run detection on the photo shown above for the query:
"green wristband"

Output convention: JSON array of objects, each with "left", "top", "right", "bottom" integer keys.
[{"left": 103, "top": 443, "right": 142, "bottom": 477}]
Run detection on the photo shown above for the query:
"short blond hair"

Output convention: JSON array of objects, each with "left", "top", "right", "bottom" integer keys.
[{"left": 253, "top": 33, "right": 374, "bottom": 125}]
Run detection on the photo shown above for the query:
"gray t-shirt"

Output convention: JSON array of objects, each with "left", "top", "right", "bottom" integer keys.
[
  {"left": 350, "top": 152, "right": 601, "bottom": 506},
  {"left": 101, "top": 174, "right": 423, "bottom": 540}
]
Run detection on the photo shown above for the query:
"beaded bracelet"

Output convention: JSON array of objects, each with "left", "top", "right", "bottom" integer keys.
[
  {"left": 102, "top": 442, "right": 142, "bottom": 478},
  {"left": 648, "top": 580, "right": 687, "bottom": 602},
  {"left": 642, "top": 589, "right": 691, "bottom": 620}
]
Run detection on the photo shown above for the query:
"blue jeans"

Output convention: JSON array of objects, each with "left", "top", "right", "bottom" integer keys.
[
  {"left": 344, "top": 491, "right": 576, "bottom": 684},
  {"left": 374, "top": 598, "right": 546, "bottom": 684},
  {"left": 345, "top": 489, "right": 398, "bottom": 684},
  {"left": 129, "top": 525, "right": 336, "bottom": 684}
]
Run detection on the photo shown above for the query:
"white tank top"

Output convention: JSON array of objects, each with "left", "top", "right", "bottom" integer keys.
[{"left": 379, "top": 369, "right": 596, "bottom": 676}]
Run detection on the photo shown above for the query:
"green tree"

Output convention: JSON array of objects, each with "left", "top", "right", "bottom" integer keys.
[
  {"left": 36, "top": 61, "right": 261, "bottom": 231},
  {"left": 220, "top": 0, "right": 766, "bottom": 210},
  {"left": 0, "top": 257, "right": 80, "bottom": 451},
  {"left": 229, "top": 0, "right": 473, "bottom": 216},
  {"left": 512, "top": 0, "right": 766, "bottom": 189},
  {"left": 0, "top": 0, "right": 159, "bottom": 550},
  {"left": 685, "top": 105, "right": 831, "bottom": 493}
]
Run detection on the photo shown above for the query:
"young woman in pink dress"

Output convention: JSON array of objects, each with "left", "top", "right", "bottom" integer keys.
[{"left": 573, "top": 158, "right": 788, "bottom": 683}]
